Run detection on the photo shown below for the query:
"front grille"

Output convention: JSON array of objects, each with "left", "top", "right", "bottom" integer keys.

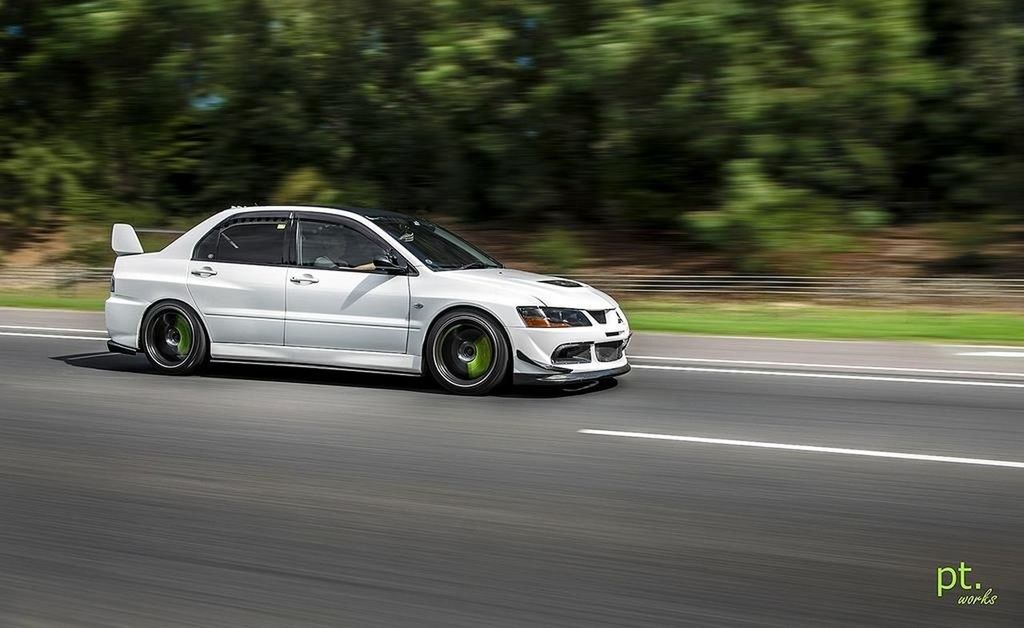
[
  {"left": 595, "top": 340, "right": 626, "bottom": 362},
  {"left": 587, "top": 309, "right": 609, "bottom": 324},
  {"left": 552, "top": 342, "right": 592, "bottom": 364}
]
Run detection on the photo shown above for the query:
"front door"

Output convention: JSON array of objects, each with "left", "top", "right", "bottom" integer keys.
[
  {"left": 285, "top": 217, "right": 410, "bottom": 353},
  {"left": 186, "top": 215, "right": 289, "bottom": 345}
]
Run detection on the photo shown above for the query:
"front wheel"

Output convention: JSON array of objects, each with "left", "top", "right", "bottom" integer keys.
[
  {"left": 141, "top": 302, "right": 209, "bottom": 375},
  {"left": 425, "top": 309, "right": 509, "bottom": 395}
]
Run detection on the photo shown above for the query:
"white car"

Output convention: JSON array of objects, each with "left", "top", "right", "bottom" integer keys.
[{"left": 105, "top": 205, "right": 630, "bottom": 395}]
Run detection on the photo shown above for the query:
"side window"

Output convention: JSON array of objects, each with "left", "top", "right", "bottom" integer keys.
[
  {"left": 298, "top": 221, "right": 387, "bottom": 271},
  {"left": 195, "top": 220, "right": 287, "bottom": 264},
  {"left": 194, "top": 229, "right": 219, "bottom": 261}
]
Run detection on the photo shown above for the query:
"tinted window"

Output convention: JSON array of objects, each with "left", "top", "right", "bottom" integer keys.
[
  {"left": 194, "top": 229, "right": 219, "bottom": 261},
  {"left": 206, "top": 221, "right": 286, "bottom": 265},
  {"left": 368, "top": 216, "right": 500, "bottom": 271},
  {"left": 298, "top": 221, "right": 387, "bottom": 270}
]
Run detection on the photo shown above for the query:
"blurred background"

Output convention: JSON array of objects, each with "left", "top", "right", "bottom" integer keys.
[{"left": 3, "top": 0, "right": 1024, "bottom": 340}]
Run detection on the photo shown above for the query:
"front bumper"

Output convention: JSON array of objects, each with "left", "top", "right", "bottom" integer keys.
[{"left": 508, "top": 321, "right": 631, "bottom": 385}]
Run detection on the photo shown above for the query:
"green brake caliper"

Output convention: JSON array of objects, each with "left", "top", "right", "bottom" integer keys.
[
  {"left": 174, "top": 315, "right": 192, "bottom": 356},
  {"left": 465, "top": 335, "right": 493, "bottom": 379}
]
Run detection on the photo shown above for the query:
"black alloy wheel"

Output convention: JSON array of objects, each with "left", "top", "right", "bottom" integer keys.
[
  {"left": 426, "top": 308, "right": 509, "bottom": 395},
  {"left": 141, "top": 302, "right": 209, "bottom": 375}
]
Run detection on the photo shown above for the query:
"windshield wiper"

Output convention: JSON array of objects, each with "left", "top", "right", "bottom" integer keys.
[
  {"left": 435, "top": 261, "right": 491, "bottom": 271},
  {"left": 452, "top": 261, "right": 491, "bottom": 270}
]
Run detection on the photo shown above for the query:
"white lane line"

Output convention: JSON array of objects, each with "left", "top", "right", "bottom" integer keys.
[
  {"left": 944, "top": 343, "right": 1024, "bottom": 349},
  {"left": 578, "top": 429, "right": 1024, "bottom": 469},
  {"left": 631, "top": 355, "right": 1024, "bottom": 378},
  {"left": 957, "top": 351, "right": 1024, "bottom": 358},
  {"left": 632, "top": 364, "right": 1024, "bottom": 388},
  {"left": 0, "top": 331, "right": 108, "bottom": 341},
  {"left": 639, "top": 332, "right": 1024, "bottom": 349},
  {"left": 637, "top": 332, "right": 889, "bottom": 344},
  {"left": 0, "top": 325, "right": 106, "bottom": 334}
]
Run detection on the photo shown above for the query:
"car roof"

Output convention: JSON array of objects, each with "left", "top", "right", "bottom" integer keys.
[{"left": 228, "top": 205, "right": 413, "bottom": 220}]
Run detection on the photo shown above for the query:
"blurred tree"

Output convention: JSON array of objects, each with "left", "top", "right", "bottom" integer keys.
[
  {"left": 916, "top": 0, "right": 1024, "bottom": 218},
  {"left": 0, "top": 0, "right": 1022, "bottom": 270},
  {"left": 681, "top": 0, "right": 940, "bottom": 268}
]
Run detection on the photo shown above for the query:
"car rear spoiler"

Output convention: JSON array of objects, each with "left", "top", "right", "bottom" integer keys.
[{"left": 111, "top": 223, "right": 144, "bottom": 256}]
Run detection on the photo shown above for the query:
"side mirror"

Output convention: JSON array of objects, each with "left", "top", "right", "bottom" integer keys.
[{"left": 373, "top": 254, "right": 407, "bottom": 274}]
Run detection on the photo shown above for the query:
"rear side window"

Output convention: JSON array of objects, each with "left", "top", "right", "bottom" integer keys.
[{"left": 195, "top": 220, "right": 287, "bottom": 265}]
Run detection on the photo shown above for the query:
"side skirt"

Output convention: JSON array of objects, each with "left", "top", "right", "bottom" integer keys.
[
  {"left": 212, "top": 359, "right": 422, "bottom": 378},
  {"left": 209, "top": 342, "right": 421, "bottom": 375}
]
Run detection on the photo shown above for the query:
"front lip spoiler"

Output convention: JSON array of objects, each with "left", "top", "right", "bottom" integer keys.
[{"left": 513, "top": 362, "right": 631, "bottom": 386}]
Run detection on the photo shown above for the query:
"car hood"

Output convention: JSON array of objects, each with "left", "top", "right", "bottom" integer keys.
[{"left": 443, "top": 268, "right": 618, "bottom": 309}]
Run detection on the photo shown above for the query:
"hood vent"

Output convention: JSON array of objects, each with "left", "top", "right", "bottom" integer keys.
[{"left": 540, "top": 279, "right": 582, "bottom": 288}]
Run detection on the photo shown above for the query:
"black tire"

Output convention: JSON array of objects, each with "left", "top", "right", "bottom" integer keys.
[
  {"left": 425, "top": 308, "right": 510, "bottom": 395},
  {"left": 140, "top": 301, "right": 209, "bottom": 375}
]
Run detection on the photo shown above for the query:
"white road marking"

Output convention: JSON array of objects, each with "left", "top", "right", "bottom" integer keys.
[
  {"left": 956, "top": 351, "right": 1024, "bottom": 358},
  {"left": 632, "top": 364, "right": 1024, "bottom": 388},
  {"left": 0, "top": 325, "right": 106, "bottom": 334},
  {"left": 640, "top": 332, "right": 1024, "bottom": 350},
  {"left": 631, "top": 355, "right": 1024, "bottom": 378},
  {"left": 944, "top": 343, "right": 1024, "bottom": 349},
  {"left": 637, "top": 332, "right": 888, "bottom": 344},
  {"left": 0, "top": 331, "right": 108, "bottom": 341},
  {"left": 578, "top": 429, "right": 1024, "bottom": 469}
]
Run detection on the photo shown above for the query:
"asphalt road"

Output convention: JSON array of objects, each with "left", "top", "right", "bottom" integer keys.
[{"left": 1, "top": 310, "right": 1022, "bottom": 626}]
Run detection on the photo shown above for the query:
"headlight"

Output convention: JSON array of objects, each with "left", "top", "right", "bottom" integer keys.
[{"left": 517, "top": 306, "right": 592, "bottom": 328}]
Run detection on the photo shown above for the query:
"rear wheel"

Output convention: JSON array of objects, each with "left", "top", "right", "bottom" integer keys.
[
  {"left": 141, "top": 302, "right": 208, "bottom": 375},
  {"left": 426, "top": 309, "right": 509, "bottom": 395}
]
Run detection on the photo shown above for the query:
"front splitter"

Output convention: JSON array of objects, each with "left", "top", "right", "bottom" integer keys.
[{"left": 513, "top": 363, "right": 631, "bottom": 386}]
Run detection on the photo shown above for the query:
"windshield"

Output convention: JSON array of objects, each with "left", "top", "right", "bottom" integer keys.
[{"left": 368, "top": 216, "right": 502, "bottom": 271}]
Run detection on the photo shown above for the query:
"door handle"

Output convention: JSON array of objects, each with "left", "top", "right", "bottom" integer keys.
[
  {"left": 191, "top": 267, "right": 218, "bottom": 277},
  {"left": 290, "top": 274, "right": 319, "bottom": 285}
]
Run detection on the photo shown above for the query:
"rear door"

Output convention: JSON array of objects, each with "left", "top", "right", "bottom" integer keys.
[
  {"left": 186, "top": 213, "right": 290, "bottom": 345},
  {"left": 285, "top": 215, "right": 411, "bottom": 353}
]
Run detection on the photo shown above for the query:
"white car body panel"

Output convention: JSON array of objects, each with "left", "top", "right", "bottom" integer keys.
[
  {"left": 106, "top": 205, "right": 630, "bottom": 385},
  {"left": 284, "top": 270, "right": 410, "bottom": 353},
  {"left": 186, "top": 260, "right": 287, "bottom": 345}
]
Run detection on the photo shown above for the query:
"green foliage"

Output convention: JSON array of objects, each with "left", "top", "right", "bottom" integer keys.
[
  {"left": 0, "top": 137, "right": 93, "bottom": 228},
  {"left": 527, "top": 228, "right": 588, "bottom": 274},
  {"left": 272, "top": 167, "right": 381, "bottom": 208},
  {"left": 685, "top": 161, "right": 851, "bottom": 272},
  {"left": 272, "top": 168, "right": 341, "bottom": 206},
  {"left": 63, "top": 236, "right": 116, "bottom": 267},
  {"left": 1, "top": 0, "right": 1023, "bottom": 271}
]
